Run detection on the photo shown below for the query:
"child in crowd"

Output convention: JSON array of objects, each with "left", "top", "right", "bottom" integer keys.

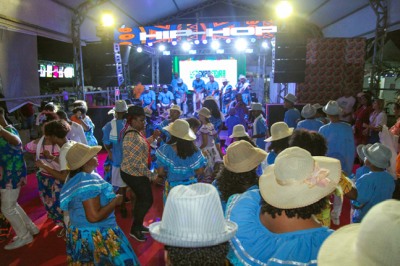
[{"left": 352, "top": 143, "right": 395, "bottom": 223}]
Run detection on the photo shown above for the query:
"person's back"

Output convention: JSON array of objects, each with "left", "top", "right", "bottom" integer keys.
[
  {"left": 226, "top": 115, "right": 241, "bottom": 136},
  {"left": 297, "top": 119, "right": 324, "bottom": 132}
]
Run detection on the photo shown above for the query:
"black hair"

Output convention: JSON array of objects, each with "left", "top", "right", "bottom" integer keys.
[
  {"left": 203, "top": 99, "right": 221, "bottom": 119},
  {"left": 56, "top": 110, "right": 70, "bottom": 121},
  {"left": 165, "top": 242, "right": 229, "bottom": 266},
  {"left": 260, "top": 196, "right": 328, "bottom": 219},
  {"left": 186, "top": 117, "right": 201, "bottom": 130},
  {"left": 216, "top": 166, "right": 258, "bottom": 201},
  {"left": 72, "top": 106, "right": 87, "bottom": 115},
  {"left": 268, "top": 136, "right": 290, "bottom": 153},
  {"left": 167, "top": 135, "right": 199, "bottom": 159},
  {"left": 44, "top": 120, "right": 71, "bottom": 138},
  {"left": 38, "top": 112, "right": 59, "bottom": 126},
  {"left": 289, "top": 129, "right": 327, "bottom": 156},
  {"left": 236, "top": 136, "right": 256, "bottom": 147}
]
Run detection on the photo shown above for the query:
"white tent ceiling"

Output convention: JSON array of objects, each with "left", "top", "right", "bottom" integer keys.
[{"left": 1, "top": 0, "right": 400, "bottom": 43}]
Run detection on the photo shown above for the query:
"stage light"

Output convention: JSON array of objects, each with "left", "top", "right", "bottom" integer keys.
[
  {"left": 182, "top": 42, "right": 191, "bottom": 51},
  {"left": 194, "top": 40, "right": 200, "bottom": 45},
  {"left": 250, "top": 38, "right": 256, "bottom": 43},
  {"left": 158, "top": 44, "right": 166, "bottom": 52},
  {"left": 189, "top": 50, "right": 197, "bottom": 54},
  {"left": 262, "top": 41, "right": 269, "bottom": 49},
  {"left": 202, "top": 40, "right": 208, "bottom": 45},
  {"left": 276, "top": 1, "right": 293, "bottom": 19},
  {"left": 172, "top": 41, "right": 177, "bottom": 46},
  {"left": 235, "top": 38, "right": 248, "bottom": 51},
  {"left": 211, "top": 41, "right": 220, "bottom": 50},
  {"left": 148, "top": 43, "right": 153, "bottom": 47},
  {"left": 136, "top": 47, "right": 143, "bottom": 53},
  {"left": 226, "top": 39, "right": 231, "bottom": 44},
  {"left": 216, "top": 49, "right": 224, "bottom": 54},
  {"left": 245, "top": 48, "right": 254, "bottom": 53},
  {"left": 101, "top": 12, "right": 115, "bottom": 27},
  {"left": 163, "top": 51, "right": 171, "bottom": 56}
]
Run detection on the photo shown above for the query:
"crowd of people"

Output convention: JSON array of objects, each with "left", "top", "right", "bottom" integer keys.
[{"left": 1, "top": 75, "right": 399, "bottom": 265}]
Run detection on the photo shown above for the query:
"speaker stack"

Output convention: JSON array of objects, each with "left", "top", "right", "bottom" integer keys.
[{"left": 272, "top": 32, "right": 306, "bottom": 83}]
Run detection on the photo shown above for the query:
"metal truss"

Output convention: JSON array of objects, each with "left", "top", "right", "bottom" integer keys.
[
  {"left": 71, "top": 0, "right": 109, "bottom": 99},
  {"left": 151, "top": 56, "right": 160, "bottom": 87},
  {"left": 369, "top": 0, "right": 388, "bottom": 95}
]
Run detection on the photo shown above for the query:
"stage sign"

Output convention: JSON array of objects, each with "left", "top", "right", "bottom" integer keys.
[
  {"left": 38, "top": 60, "right": 74, "bottom": 79},
  {"left": 118, "top": 21, "right": 277, "bottom": 46}
]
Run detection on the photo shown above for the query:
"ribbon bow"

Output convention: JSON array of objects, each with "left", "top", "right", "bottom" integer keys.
[{"left": 304, "top": 163, "right": 331, "bottom": 188}]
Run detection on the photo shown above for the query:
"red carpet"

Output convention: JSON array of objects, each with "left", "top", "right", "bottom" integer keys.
[{"left": 0, "top": 151, "right": 165, "bottom": 265}]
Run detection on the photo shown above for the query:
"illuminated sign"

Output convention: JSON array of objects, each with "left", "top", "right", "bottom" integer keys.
[
  {"left": 38, "top": 61, "right": 74, "bottom": 79},
  {"left": 118, "top": 21, "right": 277, "bottom": 45}
]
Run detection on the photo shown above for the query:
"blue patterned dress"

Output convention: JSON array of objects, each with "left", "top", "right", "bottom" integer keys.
[
  {"left": 60, "top": 172, "right": 139, "bottom": 265},
  {"left": 156, "top": 144, "right": 207, "bottom": 203},
  {"left": 82, "top": 116, "right": 98, "bottom": 146}
]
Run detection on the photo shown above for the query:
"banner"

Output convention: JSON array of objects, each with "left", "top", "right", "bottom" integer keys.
[{"left": 118, "top": 21, "right": 277, "bottom": 46}]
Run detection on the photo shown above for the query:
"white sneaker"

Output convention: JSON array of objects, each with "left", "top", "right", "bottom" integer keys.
[
  {"left": 28, "top": 224, "right": 40, "bottom": 236},
  {"left": 4, "top": 234, "right": 33, "bottom": 250}
]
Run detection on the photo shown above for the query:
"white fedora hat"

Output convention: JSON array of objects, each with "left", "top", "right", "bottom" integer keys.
[
  {"left": 301, "top": 104, "right": 316, "bottom": 119},
  {"left": 259, "top": 147, "right": 341, "bottom": 209},
  {"left": 249, "top": 103, "right": 263, "bottom": 111},
  {"left": 362, "top": 143, "right": 392, "bottom": 169},
  {"left": 356, "top": 144, "right": 371, "bottom": 162},
  {"left": 163, "top": 119, "right": 196, "bottom": 141},
  {"left": 323, "top": 100, "right": 342, "bottom": 115},
  {"left": 284, "top": 93, "right": 297, "bottom": 103},
  {"left": 224, "top": 140, "right": 267, "bottom": 173},
  {"left": 229, "top": 124, "right": 249, "bottom": 138},
  {"left": 318, "top": 200, "right": 400, "bottom": 266},
  {"left": 149, "top": 183, "right": 238, "bottom": 247},
  {"left": 265, "top": 122, "right": 293, "bottom": 142}
]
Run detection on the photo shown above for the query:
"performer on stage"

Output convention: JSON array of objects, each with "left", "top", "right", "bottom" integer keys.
[
  {"left": 174, "top": 78, "right": 188, "bottom": 115},
  {"left": 157, "top": 85, "right": 174, "bottom": 116},
  {"left": 236, "top": 74, "right": 250, "bottom": 105},
  {"left": 221, "top": 78, "right": 233, "bottom": 114},
  {"left": 205, "top": 74, "right": 220, "bottom": 107},
  {"left": 192, "top": 73, "right": 206, "bottom": 111}
]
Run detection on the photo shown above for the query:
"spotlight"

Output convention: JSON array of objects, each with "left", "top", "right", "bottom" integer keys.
[
  {"left": 182, "top": 42, "right": 191, "bottom": 51},
  {"left": 250, "top": 38, "right": 256, "bottom": 43},
  {"left": 194, "top": 40, "right": 200, "bottom": 45},
  {"left": 172, "top": 41, "right": 177, "bottom": 46},
  {"left": 235, "top": 38, "right": 248, "bottom": 51},
  {"left": 163, "top": 51, "right": 171, "bottom": 56},
  {"left": 226, "top": 39, "right": 232, "bottom": 44},
  {"left": 276, "top": 1, "right": 293, "bottom": 19},
  {"left": 216, "top": 49, "right": 224, "bottom": 54},
  {"left": 211, "top": 41, "right": 220, "bottom": 50},
  {"left": 136, "top": 47, "right": 143, "bottom": 53},
  {"left": 189, "top": 50, "right": 197, "bottom": 54},
  {"left": 202, "top": 40, "right": 208, "bottom": 45},
  {"left": 101, "top": 12, "right": 114, "bottom": 27},
  {"left": 262, "top": 41, "right": 269, "bottom": 49},
  {"left": 245, "top": 48, "right": 254, "bottom": 53},
  {"left": 148, "top": 43, "right": 153, "bottom": 47},
  {"left": 158, "top": 44, "right": 166, "bottom": 52}
]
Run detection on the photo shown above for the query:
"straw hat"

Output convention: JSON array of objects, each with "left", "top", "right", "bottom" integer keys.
[
  {"left": 249, "top": 103, "right": 263, "bottom": 111},
  {"left": 301, "top": 104, "right": 316, "bottom": 119},
  {"left": 149, "top": 183, "right": 238, "bottom": 247},
  {"left": 265, "top": 122, "right": 293, "bottom": 142},
  {"left": 259, "top": 147, "right": 341, "bottom": 209},
  {"left": 284, "top": 93, "right": 297, "bottom": 103},
  {"left": 163, "top": 119, "right": 196, "bottom": 141},
  {"left": 144, "top": 85, "right": 150, "bottom": 91},
  {"left": 356, "top": 144, "right": 371, "bottom": 162},
  {"left": 198, "top": 107, "right": 211, "bottom": 118},
  {"left": 362, "top": 143, "right": 392, "bottom": 169},
  {"left": 66, "top": 143, "right": 102, "bottom": 170},
  {"left": 114, "top": 100, "right": 128, "bottom": 113},
  {"left": 224, "top": 140, "right": 267, "bottom": 173},
  {"left": 229, "top": 124, "right": 249, "bottom": 138},
  {"left": 162, "top": 84, "right": 169, "bottom": 89},
  {"left": 169, "top": 104, "right": 182, "bottom": 115},
  {"left": 318, "top": 200, "right": 400, "bottom": 266},
  {"left": 323, "top": 100, "right": 342, "bottom": 115}
]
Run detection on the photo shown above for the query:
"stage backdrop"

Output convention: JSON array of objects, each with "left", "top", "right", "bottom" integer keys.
[{"left": 296, "top": 38, "right": 366, "bottom": 104}]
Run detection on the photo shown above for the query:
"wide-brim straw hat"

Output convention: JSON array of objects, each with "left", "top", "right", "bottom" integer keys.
[
  {"left": 229, "top": 124, "right": 248, "bottom": 138},
  {"left": 198, "top": 107, "right": 211, "bottom": 118},
  {"left": 149, "top": 183, "right": 238, "bottom": 247},
  {"left": 66, "top": 143, "right": 102, "bottom": 170},
  {"left": 301, "top": 104, "right": 316, "bottom": 119},
  {"left": 323, "top": 100, "right": 342, "bottom": 115},
  {"left": 318, "top": 200, "right": 400, "bottom": 266},
  {"left": 265, "top": 122, "right": 293, "bottom": 142},
  {"left": 224, "top": 140, "right": 267, "bottom": 173},
  {"left": 114, "top": 100, "right": 128, "bottom": 113},
  {"left": 259, "top": 147, "right": 341, "bottom": 209},
  {"left": 284, "top": 93, "right": 297, "bottom": 103},
  {"left": 362, "top": 143, "right": 391, "bottom": 169},
  {"left": 169, "top": 104, "right": 182, "bottom": 115},
  {"left": 163, "top": 119, "right": 196, "bottom": 141}
]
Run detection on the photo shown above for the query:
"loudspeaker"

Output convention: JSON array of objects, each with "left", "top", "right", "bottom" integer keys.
[{"left": 273, "top": 32, "right": 306, "bottom": 83}]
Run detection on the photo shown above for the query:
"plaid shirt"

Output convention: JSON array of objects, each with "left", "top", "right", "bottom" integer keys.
[{"left": 121, "top": 127, "right": 157, "bottom": 180}]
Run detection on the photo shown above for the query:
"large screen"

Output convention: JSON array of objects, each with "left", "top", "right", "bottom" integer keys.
[
  {"left": 38, "top": 60, "right": 74, "bottom": 79},
  {"left": 179, "top": 59, "right": 238, "bottom": 90}
]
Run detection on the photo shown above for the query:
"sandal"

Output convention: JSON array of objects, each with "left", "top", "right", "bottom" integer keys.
[{"left": 57, "top": 227, "right": 66, "bottom": 238}]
